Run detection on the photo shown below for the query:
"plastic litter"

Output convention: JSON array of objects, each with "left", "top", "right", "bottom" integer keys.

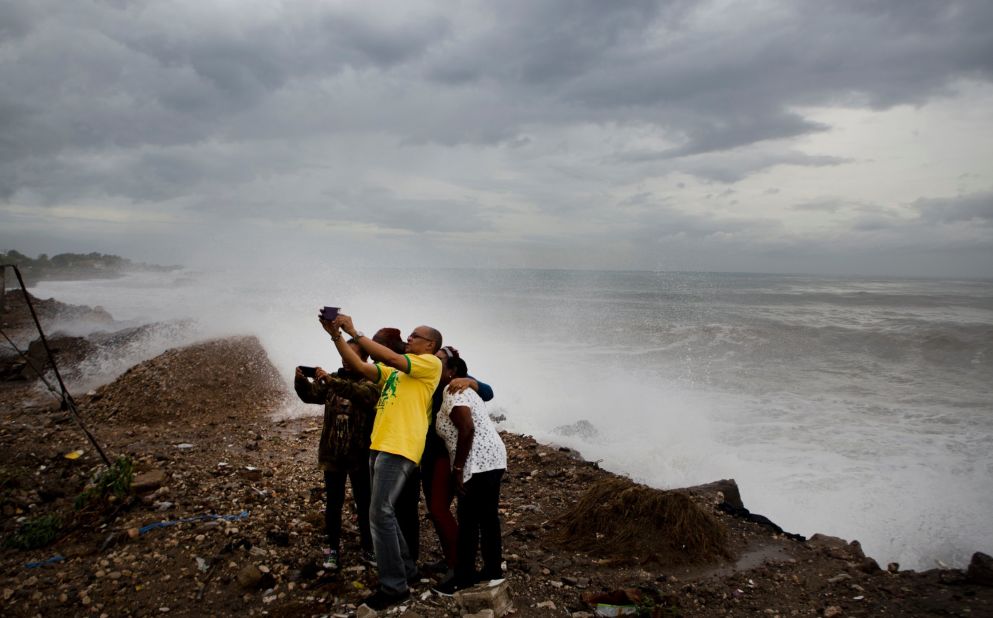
[
  {"left": 25, "top": 554, "right": 64, "bottom": 569},
  {"left": 583, "top": 588, "right": 668, "bottom": 617},
  {"left": 594, "top": 606, "right": 639, "bottom": 617},
  {"left": 63, "top": 450, "right": 84, "bottom": 460},
  {"left": 137, "top": 510, "right": 250, "bottom": 535}
]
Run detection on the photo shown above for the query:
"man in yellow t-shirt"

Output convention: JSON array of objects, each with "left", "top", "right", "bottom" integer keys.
[
  {"left": 323, "top": 313, "right": 442, "bottom": 611},
  {"left": 369, "top": 350, "right": 439, "bottom": 464}
]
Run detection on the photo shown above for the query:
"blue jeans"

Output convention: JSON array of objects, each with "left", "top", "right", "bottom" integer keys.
[{"left": 369, "top": 450, "right": 417, "bottom": 594}]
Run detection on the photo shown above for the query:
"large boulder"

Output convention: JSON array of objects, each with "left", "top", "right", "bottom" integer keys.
[
  {"left": 967, "top": 552, "right": 993, "bottom": 587},
  {"left": 687, "top": 478, "right": 744, "bottom": 510},
  {"left": 808, "top": 534, "right": 865, "bottom": 560},
  {"left": 2, "top": 335, "right": 95, "bottom": 382}
]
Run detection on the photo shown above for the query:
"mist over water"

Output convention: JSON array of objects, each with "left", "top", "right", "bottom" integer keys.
[{"left": 30, "top": 267, "right": 993, "bottom": 571}]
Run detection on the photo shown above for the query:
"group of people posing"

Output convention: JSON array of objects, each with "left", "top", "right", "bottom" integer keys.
[{"left": 293, "top": 313, "right": 506, "bottom": 611}]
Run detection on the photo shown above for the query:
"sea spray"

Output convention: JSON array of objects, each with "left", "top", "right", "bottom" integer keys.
[{"left": 31, "top": 266, "right": 993, "bottom": 570}]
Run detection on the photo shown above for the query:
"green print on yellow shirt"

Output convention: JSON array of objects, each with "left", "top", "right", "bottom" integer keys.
[
  {"left": 369, "top": 354, "right": 442, "bottom": 464},
  {"left": 377, "top": 370, "right": 400, "bottom": 411}
]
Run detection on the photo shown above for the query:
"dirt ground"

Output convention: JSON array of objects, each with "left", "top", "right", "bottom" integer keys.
[{"left": 1, "top": 294, "right": 991, "bottom": 617}]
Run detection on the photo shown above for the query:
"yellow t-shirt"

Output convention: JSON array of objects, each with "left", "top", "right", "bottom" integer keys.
[{"left": 370, "top": 353, "right": 442, "bottom": 464}]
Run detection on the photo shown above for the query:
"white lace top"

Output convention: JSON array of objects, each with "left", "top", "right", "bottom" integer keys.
[{"left": 436, "top": 388, "right": 507, "bottom": 483}]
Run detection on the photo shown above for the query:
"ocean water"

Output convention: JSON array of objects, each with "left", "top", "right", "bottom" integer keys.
[{"left": 28, "top": 267, "right": 993, "bottom": 571}]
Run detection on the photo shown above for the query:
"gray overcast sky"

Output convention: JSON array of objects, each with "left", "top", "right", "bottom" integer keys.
[{"left": 2, "top": 0, "right": 992, "bottom": 277}]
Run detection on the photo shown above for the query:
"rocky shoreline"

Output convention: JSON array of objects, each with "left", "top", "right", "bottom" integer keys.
[{"left": 1, "top": 293, "right": 991, "bottom": 617}]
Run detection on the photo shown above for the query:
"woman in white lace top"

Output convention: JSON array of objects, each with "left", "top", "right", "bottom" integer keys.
[{"left": 432, "top": 351, "right": 507, "bottom": 594}]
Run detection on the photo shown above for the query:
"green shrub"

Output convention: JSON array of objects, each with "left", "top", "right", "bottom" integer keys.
[
  {"left": 74, "top": 456, "right": 134, "bottom": 510},
  {"left": 4, "top": 514, "right": 62, "bottom": 549}
]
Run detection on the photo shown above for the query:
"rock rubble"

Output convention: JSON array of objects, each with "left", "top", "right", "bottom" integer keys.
[{"left": 1, "top": 323, "right": 991, "bottom": 617}]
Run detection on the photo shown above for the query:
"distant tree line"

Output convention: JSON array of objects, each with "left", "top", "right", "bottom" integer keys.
[{"left": 1, "top": 250, "right": 178, "bottom": 285}]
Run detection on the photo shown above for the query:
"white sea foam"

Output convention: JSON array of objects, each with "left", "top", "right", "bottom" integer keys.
[{"left": 28, "top": 266, "right": 993, "bottom": 570}]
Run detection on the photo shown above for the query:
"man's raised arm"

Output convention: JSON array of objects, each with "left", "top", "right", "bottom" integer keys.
[
  {"left": 319, "top": 318, "right": 380, "bottom": 382},
  {"left": 331, "top": 314, "right": 409, "bottom": 373}
]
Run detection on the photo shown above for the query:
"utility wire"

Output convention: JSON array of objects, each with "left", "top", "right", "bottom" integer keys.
[{"left": 1, "top": 263, "right": 112, "bottom": 466}]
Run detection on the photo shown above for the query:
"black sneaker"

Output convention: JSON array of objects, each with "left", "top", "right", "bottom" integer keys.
[
  {"left": 431, "top": 576, "right": 470, "bottom": 597},
  {"left": 423, "top": 558, "right": 449, "bottom": 574},
  {"left": 362, "top": 588, "right": 411, "bottom": 611}
]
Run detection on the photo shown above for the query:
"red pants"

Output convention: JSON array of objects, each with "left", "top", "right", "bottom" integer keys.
[{"left": 423, "top": 451, "right": 458, "bottom": 567}]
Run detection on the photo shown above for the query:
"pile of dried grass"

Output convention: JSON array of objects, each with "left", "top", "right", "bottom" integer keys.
[{"left": 551, "top": 476, "right": 730, "bottom": 564}]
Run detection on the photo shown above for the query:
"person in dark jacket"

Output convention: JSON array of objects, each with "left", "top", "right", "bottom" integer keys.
[{"left": 294, "top": 339, "right": 381, "bottom": 570}]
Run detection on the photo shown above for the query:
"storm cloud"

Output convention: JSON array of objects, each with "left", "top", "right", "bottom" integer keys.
[{"left": 1, "top": 0, "right": 991, "bottom": 276}]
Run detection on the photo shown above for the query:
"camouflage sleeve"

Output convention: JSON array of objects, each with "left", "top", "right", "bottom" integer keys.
[
  {"left": 294, "top": 373, "right": 328, "bottom": 404},
  {"left": 325, "top": 375, "right": 381, "bottom": 408}
]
